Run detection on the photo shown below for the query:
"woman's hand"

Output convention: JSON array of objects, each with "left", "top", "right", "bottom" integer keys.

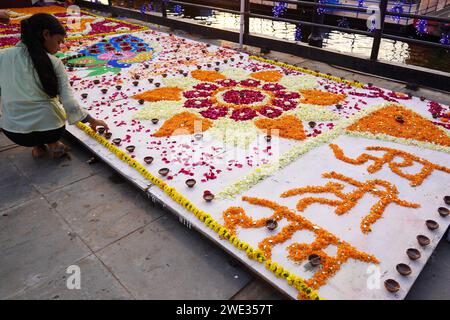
[
  {"left": 0, "top": 10, "right": 10, "bottom": 24},
  {"left": 88, "top": 117, "right": 110, "bottom": 133}
]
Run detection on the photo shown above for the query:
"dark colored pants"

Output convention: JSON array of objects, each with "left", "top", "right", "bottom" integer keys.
[{"left": 2, "top": 126, "right": 66, "bottom": 147}]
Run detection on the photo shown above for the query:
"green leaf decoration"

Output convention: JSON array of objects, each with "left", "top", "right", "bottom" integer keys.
[{"left": 85, "top": 66, "right": 121, "bottom": 77}]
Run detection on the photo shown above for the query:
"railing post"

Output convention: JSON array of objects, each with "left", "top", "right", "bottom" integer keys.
[
  {"left": 370, "top": 0, "right": 388, "bottom": 61},
  {"left": 244, "top": 0, "right": 250, "bottom": 37},
  {"left": 308, "top": 0, "right": 324, "bottom": 47},
  {"left": 161, "top": 0, "right": 168, "bottom": 18}
]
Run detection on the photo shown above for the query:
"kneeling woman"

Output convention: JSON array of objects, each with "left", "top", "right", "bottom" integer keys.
[{"left": 0, "top": 13, "right": 108, "bottom": 158}]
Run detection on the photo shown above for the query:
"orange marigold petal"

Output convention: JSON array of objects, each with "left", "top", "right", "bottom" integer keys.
[
  {"left": 132, "top": 87, "right": 183, "bottom": 102},
  {"left": 191, "top": 70, "right": 226, "bottom": 82},
  {"left": 254, "top": 115, "right": 306, "bottom": 140},
  {"left": 153, "top": 111, "right": 213, "bottom": 137},
  {"left": 299, "top": 89, "right": 346, "bottom": 106},
  {"left": 347, "top": 104, "right": 450, "bottom": 147},
  {"left": 250, "top": 70, "right": 283, "bottom": 82}
]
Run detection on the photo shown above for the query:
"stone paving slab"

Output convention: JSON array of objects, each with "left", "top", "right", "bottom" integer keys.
[
  {"left": 0, "top": 154, "right": 40, "bottom": 212},
  {"left": 95, "top": 213, "right": 252, "bottom": 299},
  {"left": 0, "top": 197, "right": 91, "bottom": 299},
  {"left": 46, "top": 173, "right": 165, "bottom": 252},
  {"left": 4, "top": 136, "right": 109, "bottom": 195},
  {"left": 10, "top": 254, "right": 133, "bottom": 300}
]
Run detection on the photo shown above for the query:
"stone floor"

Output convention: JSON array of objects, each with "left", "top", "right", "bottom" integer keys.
[{"left": 1, "top": 12, "right": 449, "bottom": 300}]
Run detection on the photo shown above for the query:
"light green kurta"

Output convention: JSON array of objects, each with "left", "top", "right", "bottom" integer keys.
[{"left": 0, "top": 42, "right": 88, "bottom": 133}]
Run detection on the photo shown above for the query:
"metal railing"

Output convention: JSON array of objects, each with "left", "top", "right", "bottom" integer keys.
[{"left": 76, "top": 0, "right": 450, "bottom": 91}]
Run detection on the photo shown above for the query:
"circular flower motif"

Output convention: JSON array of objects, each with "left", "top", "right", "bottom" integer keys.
[
  {"left": 262, "top": 83, "right": 286, "bottom": 91},
  {"left": 272, "top": 99, "right": 297, "bottom": 110},
  {"left": 184, "top": 99, "right": 213, "bottom": 109},
  {"left": 240, "top": 79, "right": 261, "bottom": 87},
  {"left": 200, "top": 107, "right": 229, "bottom": 120},
  {"left": 230, "top": 108, "right": 258, "bottom": 121},
  {"left": 274, "top": 91, "right": 301, "bottom": 100},
  {"left": 222, "top": 89, "right": 266, "bottom": 105},
  {"left": 183, "top": 90, "right": 212, "bottom": 99},
  {"left": 193, "top": 83, "right": 219, "bottom": 91},
  {"left": 216, "top": 79, "right": 238, "bottom": 87},
  {"left": 258, "top": 106, "right": 283, "bottom": 118}
]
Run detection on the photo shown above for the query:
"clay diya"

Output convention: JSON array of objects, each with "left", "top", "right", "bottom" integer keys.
[
  {"left": 132, "top": 81, "right": 139, "bottom": 87},
  {"left": 112, "top": 138, "right": 122, "bottom": 145},
  {"left": 93, "top": 79, "right": 100, "bottom": 85},
  {"left": 116, "top": 85, "right": 122, "bottom": 90},
  {"left": 151, "top": 118, "right": 159, "bottom": 124},
  {"left": 396, "top": 263, "right": 412, "bottom": 276},
  {"left": 154, "top": 83, "right": 161, "bottom": 87},
  {"left": 420, "top": 96, "right": 426, "bottom": 101},
  {"left": 335, "top": 104, "right": 342, "bottom": 110},
  {"left": 158, "top": 168, "right": 170, "bottom": 176},
  {"left": 265, "top": 135, "right": 272, "bottom": 142},
  {"left": 185, "top": 179, "right": 196, "bottom": 188},
  {"left": 97, "top": 127, "right": 105, "bottom": 134},
  {"left": 384, "top": 279, "right": 400, "bottom": 293},
  {"left": 266, "top": 219, "right": 278, "bottom": 231},
  {"left": 101, "top": 89, "right": 108, "bottom": 94},
  {"left": 148, "top": 78, "right": 154, "bottom": 84},
  {"left": 203, "top": 191, "right": 214, "bottom": 202},
  {"left": 138, "top": 99, "right": 145, "bottom": 105},
  {"left": 426, "top": 220, "right": 439, "bottom": 230},
  {"left": 104, "top": 132, "right": 112, "bottom": 139},
  {"left": 143, "top": 156, "right": 154, "bottom": 164},
  {"left": 444, "top": 196, "right": 450, "bottom": 205},
  {"left": 126, "top": 145, "right": 135, "bottom": 153},
  {"left": 438, "top": 207, "right": 449, "bottom": 217},
  {"left": 81, "top": 93, "right": 88, "bottom": 99},
  {"left": 406, "top": 248, "right": 421, "bottom": 260},
  {"left": 308, "top": 254, "right": 321, "bottom": 267},
  {"left": 308, "top": 121, "right": 316, "bottom": 128},
  {"left": 417, "top": 235, "right": 430, "bottom": 246}
]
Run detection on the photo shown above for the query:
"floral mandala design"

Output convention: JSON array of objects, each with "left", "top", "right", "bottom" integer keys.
[{"left": 133, "top": 69, "right": 341, "bottom": 142}]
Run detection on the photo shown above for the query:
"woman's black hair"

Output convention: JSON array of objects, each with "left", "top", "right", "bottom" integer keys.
[{"left": 21, "top": 13, "right": 66, "bottom": 98}]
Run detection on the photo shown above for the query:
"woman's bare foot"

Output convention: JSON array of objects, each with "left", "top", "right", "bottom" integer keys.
[
  {"left": 31, "top": 145, "right": 47, "bottom": 158},
  {"left": 48, "top": 141, "right": 70, "bottom": 159}
]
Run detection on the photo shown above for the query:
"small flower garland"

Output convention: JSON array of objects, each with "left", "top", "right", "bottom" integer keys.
[{"left": 75, "top": 122, "right": 322, "bottom": 300}]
